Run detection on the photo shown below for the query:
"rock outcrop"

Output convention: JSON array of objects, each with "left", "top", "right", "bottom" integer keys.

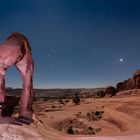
[
  {"left": 133, "top": 70, "right": 140, "bottom": 88},
  {"left": 115, "top": 70, "right": 140, "bottom": 92},
  {"left": 106, "top": 86, "right": 116, "bottom": 96},
  {"left": 116, "top": 78, "right": 133, "bottom": 92}
]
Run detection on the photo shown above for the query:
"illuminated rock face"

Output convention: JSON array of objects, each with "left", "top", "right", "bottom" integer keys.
[
  {"left": 116, "top": 78, "right": 134, "bottom": 92},
  {"left": 0, "top": 32, "right": 34, "bottom": 122},
  {"left": 115, "top": 70, "right": 140, "bottom": 92},
  {"left": 133, "top": 70, "right": 140, "bottom": 89},
  {"left": 0, "top": 124, "right": 42, "bottom": 140}
]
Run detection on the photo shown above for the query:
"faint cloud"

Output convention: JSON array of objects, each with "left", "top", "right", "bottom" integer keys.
[
  {"left": 47, "top": 54, "right": 52, "bottom": 57},
  {"left": 91, "top": 48, "right": 97, "bottom": 54},
  {"left": 58, "top": 31, "right": 62, "bottom": 36},
  {"left": 49, "top": 64, "right": 56, "bottom": 68},
  {"left": 50, "top": 49, "right": 58, "bottom": 52}
]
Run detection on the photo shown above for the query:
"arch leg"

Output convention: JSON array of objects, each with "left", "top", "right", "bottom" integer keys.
[
  {"left": 16, "top": 60, "right": 34, "bottom": 119},
  {"left": 0, "top": 73, "right": 5, "bottom": 103}
]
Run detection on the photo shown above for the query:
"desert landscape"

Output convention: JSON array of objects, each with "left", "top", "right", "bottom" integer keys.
[
  {"left": 0, "top": 1, "right": 140, "bottom": 139},
  {"left": 0, "top": 73, "right": 140, "bottom": 140}
]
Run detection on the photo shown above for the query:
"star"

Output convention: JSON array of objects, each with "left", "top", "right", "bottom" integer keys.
[
  {"left": 119, "top": 58, "right": 123, "bottom": 62},
  {"left": 118, "top": 54, "right": 125, "bottom": 63}
]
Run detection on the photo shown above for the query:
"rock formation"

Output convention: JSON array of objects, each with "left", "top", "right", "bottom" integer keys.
[
  {"left": 133, "top": 70, "right": 140, "bottom": 89},
  {"left": 0, "top": 32, "right": 34, "bottom": 124},
  {"left": 106, "top": 86, "right": 116, "bottom": 96},
  {"left": 116, "top": 78, "right": 133, "bottom": 92}
]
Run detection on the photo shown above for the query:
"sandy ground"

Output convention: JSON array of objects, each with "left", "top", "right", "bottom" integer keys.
[{"left": 0, "top": 89, "right": 140, "bottom": 140}]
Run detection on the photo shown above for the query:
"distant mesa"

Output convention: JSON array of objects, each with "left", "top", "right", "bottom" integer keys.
[
  {"left": 6, "top": 87, "right": 13, "bottom": 90},
  {"left": 5, "top": 70, "right": 140, "bottom": 98}
]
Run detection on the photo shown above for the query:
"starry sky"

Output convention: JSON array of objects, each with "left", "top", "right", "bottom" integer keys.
[{"left": 0, "top": 0, "right": 140, "bottom": 88}]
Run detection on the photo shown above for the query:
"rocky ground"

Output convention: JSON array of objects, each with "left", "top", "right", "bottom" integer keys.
[{"left": 0, "top": 89, "right": 140, "bottom": 140}]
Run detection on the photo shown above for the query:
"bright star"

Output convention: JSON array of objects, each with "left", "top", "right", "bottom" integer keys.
[
  {"left": 119, "top": 58, "right": 123, "bottom": 62},
  {"left": 118, "top": 54, "right": 125, "bottom": 63}
]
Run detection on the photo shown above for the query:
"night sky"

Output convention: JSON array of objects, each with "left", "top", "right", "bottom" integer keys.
[{"left": 0, "top": 0, "right": 140, "bottom": 88}]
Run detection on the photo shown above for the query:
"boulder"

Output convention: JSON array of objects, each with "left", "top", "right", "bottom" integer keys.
[{"left": 106, "top": 86, "right": 116, "bottom": 96}]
